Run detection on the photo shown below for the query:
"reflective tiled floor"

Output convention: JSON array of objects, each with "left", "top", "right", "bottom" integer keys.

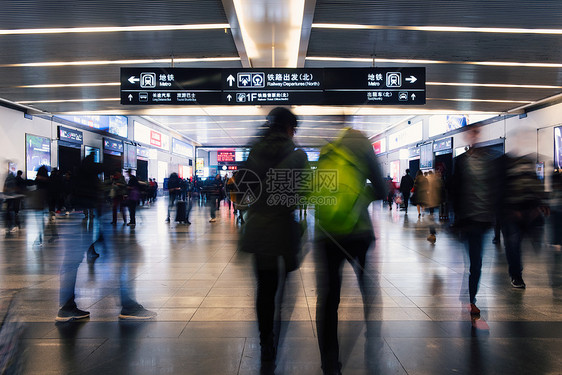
[{"left": 1, "top": 200, "right": 561, "bottom": 374}]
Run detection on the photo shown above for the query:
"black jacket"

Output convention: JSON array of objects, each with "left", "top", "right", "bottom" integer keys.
[{"left": 238, "top": 129, "right": 308, "bottom": 256}]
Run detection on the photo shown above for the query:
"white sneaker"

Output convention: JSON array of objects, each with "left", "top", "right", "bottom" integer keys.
[{"left": 209, "top": 218, "right": 217, "bottom": 223}]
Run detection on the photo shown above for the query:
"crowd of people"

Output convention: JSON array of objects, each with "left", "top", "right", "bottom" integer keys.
[{"left": 0, "top": 107, "right": 559, "bottom": 375}]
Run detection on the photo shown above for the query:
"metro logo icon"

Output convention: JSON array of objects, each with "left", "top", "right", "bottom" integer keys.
[{"left": 140, "top": 72, "right": 156, "bottom": 88}]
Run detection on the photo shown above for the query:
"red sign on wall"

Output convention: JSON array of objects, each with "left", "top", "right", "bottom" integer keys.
[
  {"left": 372, "top": 139, "right": 386, "bottom": 155},
  {"left": 217, "top": 150, "right": 235, "bottom": 162},
  {"left": 150, "top": 130, "right": 162, "bottom": 147}
]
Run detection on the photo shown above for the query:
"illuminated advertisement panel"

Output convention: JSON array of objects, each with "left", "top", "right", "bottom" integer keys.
[{"left": 26, "top": 134, "right": 51, "bottom": 180}]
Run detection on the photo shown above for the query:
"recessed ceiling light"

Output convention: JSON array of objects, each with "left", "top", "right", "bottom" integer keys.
[
  {"left": 306, "top": 56, "right": 562, "bottom": 68},
  {"left": 430, "top": 98, "right": 533, "bottom": 104},
  {"left": 312, "top": 23, "right": 562, "bottom": 35},
  {"left": 0, "top": 24, "right": 230, "bottom": 35},
  {"left": 3, "top": 57, "right": 240, "bottom": 68},
  {"left": 17, "top": 98, "right": 119, "bottom": 104},
  {"left": 427, "top": 82, "right": 562, "bottom": 89},
  {"left": 16, "top": 82, "right": 120, "bottom": 88}
]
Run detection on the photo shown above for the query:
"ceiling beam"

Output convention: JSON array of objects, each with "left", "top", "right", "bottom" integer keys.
[
  {"left": 297, "top": 0, "right": 316, "bottom": 67},
  {"left": 222, "top": 0, "right": 252, "bottom": 67}
]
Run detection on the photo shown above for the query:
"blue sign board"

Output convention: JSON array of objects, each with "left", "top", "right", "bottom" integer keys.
[
  {"left": 56, "top": 115, "right": 128, "bottom": 138},
  {"left": 58, "top": 126, "right": 83, "bottom": 144},
  {"left": 103, "top": 138, "right": 124, "bottom": 154},
  {"left": 433, "top": 137, "right": 453, "bottom": 152}
]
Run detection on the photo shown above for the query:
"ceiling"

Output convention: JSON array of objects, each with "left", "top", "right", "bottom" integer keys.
[{"left": 0, "top": 0, "right": 561, "bottom": 146}]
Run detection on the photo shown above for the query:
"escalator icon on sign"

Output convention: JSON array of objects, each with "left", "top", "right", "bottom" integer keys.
[{"left": 237, "top": 72, "right": 265, "bottom": 88}]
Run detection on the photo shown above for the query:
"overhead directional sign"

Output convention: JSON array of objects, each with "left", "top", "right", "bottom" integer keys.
[{"left": 121, "top": 67, "right": 425, "bottom": 106}]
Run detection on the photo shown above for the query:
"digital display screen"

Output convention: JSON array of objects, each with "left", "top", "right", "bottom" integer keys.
[
  {"left": 217, "top": 150, "right": 235, "bottom": 163},
  {"left": 26, "top": 134, "right": 51, "bottom": 180},
  {"left": 104, "top": 138, "right": 124, "bottom": 154},
  {"left": 124, "top": 143, "right": 137, "bottom": 169},
  {"left": 59, "top": 126, "right": 83, "bottom": 144},
  {"left": 235, "top": 149, "right": 250, "bottom": 162},
  {"left": 85, "top": 146, "right": 100, "bottom": 163},
  {"left": 56, "top": 115, "right": 128, "bottom": 138},
  {"left": 420, "top": 143, "right": 433, "bottom": 169},
  {"left": 555, "top": 126, "right": 562, "bottom": 172}
]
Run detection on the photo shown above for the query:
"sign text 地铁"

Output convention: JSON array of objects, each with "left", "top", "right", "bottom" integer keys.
[{"left": 120, "top": 67, "right": 425, "bottom": 106}]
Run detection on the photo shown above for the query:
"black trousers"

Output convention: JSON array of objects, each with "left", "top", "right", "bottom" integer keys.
[
  {"left": 316, "top": 235, "right": 372, "bottom": 373},
  {"left": 253, "top": 254, "right": 288, "bottom": 347}
]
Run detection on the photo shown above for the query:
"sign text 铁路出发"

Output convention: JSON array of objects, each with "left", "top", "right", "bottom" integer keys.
[{"left": 120, "top": 67, "right": 425, "bottom": 106}]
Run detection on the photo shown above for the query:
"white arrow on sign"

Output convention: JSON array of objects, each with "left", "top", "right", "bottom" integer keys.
[
  {"left": 227, "top": 94, "right": 232, "bottom": 102},
  {"left": 405, "top": 76, "right": 417, "bottom": 84},
  {"left": 128, "top": 76, "right": 140, "bottom": 84},
  {"left": 227, "top": 75, "right": 235, "bottom": 87},
  {"left": 128, "top": 94, "right": 133, "bottom": 101},
  {"left": 411, "top": 93, "right": 416, "bottom": 100}
]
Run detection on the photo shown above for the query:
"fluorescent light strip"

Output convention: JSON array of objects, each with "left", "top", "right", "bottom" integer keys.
[
  {"left": 307, "top": 56, "right": 562, "bottom": 68},
  {"left": 312, "top": 23, "right": 562, "bottom": 35},
  {"left": 4, "top": 56, "right": 240, "bottom": 68},
  {"left": 17, "top": 98, "right": 119, "bottom": 104},
  {"left": 427, "top": 82, "right": 562, "bottom": 89},
  {"left": 0, "top": 24, "right": 230, "bottom": 35},
  {"left": 430, "top": 98, "right": 533, "bottom": 104},
  {"left": 17, "top": 82, "right": 120, "bottom": 88}
]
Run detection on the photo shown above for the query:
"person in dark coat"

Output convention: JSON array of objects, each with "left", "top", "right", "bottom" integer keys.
[
  {"left": 166, "top": 172, "right": 181, "bottom": 223},
  {"left": 413, "top": 170, "right": 428, "bottom": 217},
  {"left": 450, "top": 127, "right": 500, "bottom": 316},
  {"left": 399, "top": 169, "right": 415, "bottom": 213},
  {"left": 126, "top": 169, "right": 141, "bottom": 227},
  {"left": 237, "top": 107, "right": 308, "bottom": 371}
]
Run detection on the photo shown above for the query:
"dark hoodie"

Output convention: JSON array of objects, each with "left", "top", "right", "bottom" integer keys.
[{"left": 238, "top": 128, "right": 308, "bottom": 256}]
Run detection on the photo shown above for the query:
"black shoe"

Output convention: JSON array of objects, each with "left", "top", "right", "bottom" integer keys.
[
  {"left": 110, "top": 221, "right": 116, "bottom": 225},
  {"left": 56, "top": 307, "right": 90, "bottom": 322},
  {"left": 511, "top": 277, "right": 526, "bottom": 289},
  {"left": 119, "top": 304, "right": 157, "bottom": 320},
  {"left": 87, "top": 245, "right": 99, "bottom": 259}
]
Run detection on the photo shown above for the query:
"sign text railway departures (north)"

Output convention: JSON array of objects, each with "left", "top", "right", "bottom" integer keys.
[{"left": 120, "top": 67, "right": 426, "bottom": 106}]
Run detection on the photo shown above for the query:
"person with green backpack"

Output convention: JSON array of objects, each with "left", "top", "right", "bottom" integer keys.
[{"left": 314, "top": 127, "right": 386, "bottom": 375}]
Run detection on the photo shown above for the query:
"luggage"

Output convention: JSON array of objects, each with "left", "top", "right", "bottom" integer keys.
[{"left": 176, "top": 200, "right": 187, "bottom": 223}]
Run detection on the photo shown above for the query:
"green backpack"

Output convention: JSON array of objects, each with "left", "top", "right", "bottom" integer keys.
[{"left": 314, "top": 139, "right": 374, "bottom": 235}]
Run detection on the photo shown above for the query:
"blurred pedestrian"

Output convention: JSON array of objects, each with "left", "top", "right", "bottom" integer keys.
[
  {"left": 499, "top": 153, "right": 549, "bottom": 288},
  {"left": 126, "top": 169, "right": 141, "bottom": 227},
  {"left": 165, "top": 172, "right": 181, "bottom": 223},
  {"left": 314, "top": 127, "right": 386, "bottom": 375},
  {"left": 237, "top": 107, "right": 308, "bottom": 372},
  {"left": 399, "top": 169, "right": 414, "bottom": 214},
  {"left": 450, "top": 127, "right": 500, "bottom": 315},
  {"left": 412, "top": 170, "right": 428, "bottom": 218},
  {"left": 109, "top": 170, "right": 127, "bottom": 225}
]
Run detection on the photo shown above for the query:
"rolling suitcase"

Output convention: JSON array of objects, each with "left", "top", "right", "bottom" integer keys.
[{"left": 176, "top": 200, "right": 187, "bottom": 223}]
